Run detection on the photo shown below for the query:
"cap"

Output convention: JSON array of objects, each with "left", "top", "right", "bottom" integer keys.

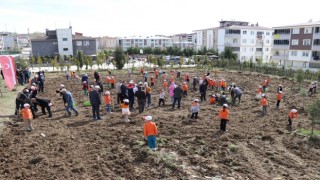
[
  {"left": 30, "top": 86, "right": 35, "bottom": 90},
  {"left": 61, "top": 88, "right": 67, "bottom": 93},
  {"left": 129, "top": 80, "right": 134, "bottom": 84},
  {"left": 262, "top": 94, "right": 266, "bottom": 97},
  {"left": 124, "top": 99, "right": 129, "bottom": 103},
  {"left": 279, "top": 84, "right": 282, "bottom": 87},
  {"left": 105, "top": 91, "right": 110, "bottom": 95},
  {"left": 291, "top": 109, "right": 297, "bottom": 113},
  {"left": 143, "top": 115, "right": 152, "bottom": 121},
  {"left": 95, "top": 85, "right": 101, "bottom": 89},
  {"left": 194, "top": 99, "right": 199, "bottom": 102},
  {"left": 223, "top": 104, "right": 228, "bottom": 108},
  {"left": 183, "top": 82, "right": 186, "bottom": 84},
  {"left": 83, "top": 81, "right": 86, "bottom": 83},
  {"left": 139, "top": 82, "right": 143, "bottom": 85},
  {"left": 60, "top": 84, "right": 65, "bottom": 88},
  {"left": 24, "top": 103, "right": 30, "bottom": 107},
  {"left": 278, "top": 91, "right": 283, "bottom": 94}
]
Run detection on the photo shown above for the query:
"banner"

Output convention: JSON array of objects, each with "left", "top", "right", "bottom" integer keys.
[{"left": 0, "top": 56, "right": 17, "bottom": 90}]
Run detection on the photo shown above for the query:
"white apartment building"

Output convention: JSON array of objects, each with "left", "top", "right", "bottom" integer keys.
[
  {"left": 194, "top": 21, "right": 273, "bottom": 63},
  {"left": 119, "top": 36, "right": 173, "bottom": 51},
  {"left": 171, "top": 33, "right": 196, "bottom": 49}
]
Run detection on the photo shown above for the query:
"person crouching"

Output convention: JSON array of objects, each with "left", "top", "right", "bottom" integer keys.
[
  {"left": 143, "top": 115, "right": 158, "bottom": 151},
  {"left": 32, "top": 98, "right": 53, "bottom": 118}
]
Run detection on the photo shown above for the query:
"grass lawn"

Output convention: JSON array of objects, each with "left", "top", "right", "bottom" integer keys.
[{"left": 297, "top": 128, "right": 320, "bottom": 137}]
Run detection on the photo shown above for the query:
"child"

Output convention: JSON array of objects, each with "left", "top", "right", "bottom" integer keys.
[
  {"left": 218, "top": 104, "right": 229, "bottom": 132},
  {"left": 182, "top": 82, "right": 188, "bottom": 97},
  {"left": 276, "top": 91, "right": 283, "bottom": 109},
  {"left": 103, "top": 91, "right": 112, "bottom": 113},
  {"left": 191, "top": 99, "right": 200, "bottom": 119},
  {"left": 106, "top": 76, "right": 111, "bottom": 89},
  {"left": 150, "top": 76, "right": 155, "bottom": 87},
  {"left": 82, "top": 81, "right": 88, "bottom": 95},
  {"left": 288, "top": 109, "right": 298, "bottom": 128},
  {"left": 143, "top": 115, "right": 158, "bottom": 151},
  {"left": 110, "top": 76, "right": 116, "bottom": 89},
  {"left": 159, "top": 89, "right": 165, "bottom": 106},
  {"left": 209, "top": 94, "right": 216, "bottom": 105},
  {"left": 121, "top": 99, "right": 130, "bottom": 122},
  {"left": 256, "top": 86, "right": 263, "bottom": 99},
  {"left": 162, "top": 80, "right": 168, "bottom": 90},
  {"left": 260, "top": 94, "right": 268, "bottom": 116},
  {"left": 20, "top": 103, "right": 33, "bottom": 131}
]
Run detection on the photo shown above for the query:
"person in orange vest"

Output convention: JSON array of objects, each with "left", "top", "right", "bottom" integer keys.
[
  {"left": 218, "top": 80, "right": 223, "bottom": 91},
  {"left": 276, "top": 91, "right": 283, "bottom": 109},
  {"left": 266, "top": 77, "right": 271, "bottom": 86},
  {"left": 103, "top": 91, "right": 112, "bottom": 113},
  {"left": 106, "top": 76, "right": 111, "bottom": 89},
  {"left": 154, "top": 69, "right": 159, "bottom": 79},
  {"left": 150, "top": 76, "right": 155, "bottom": 87},
  {"left": 170, "top": 75, "right": 174, "bottom": 83},
  {"left": 288, "top": 109, "right": 298, "bottom": 128},
  {"left": 110, "top": 76, "right": 116, "bottom": 89},
  {"left": 209, "top": 94, "right": 216, "bottom": 105},
  {"left": 143, "top": 115, "right": 158, "bottom": 151},
  {"left": 260, "top": 94, "right": 268, "bottom": 116},
  {"left": 121, "top": 99, "right": 130, "bottom": 122},
  {"left": 191, "top": 99, "right": 200, "bottom": 119},
  {"left": 218, "top": 104, "right": 229, "bottom": 132},
  {"left": 182, "top": 82, "right": 188, "bottom": 97},
  {"left": 145, "top": 84, "right": 152, "bottom": 108},
  {"left": 82, "top": 81, "right": 88, "bottom": 96},
  {"left": 20, "top": 103, "right": 33, "bottom": 131},
  {"left": 262, "top": 80, "right": 268, "bottom": 93},
  {"left": 162, "top": 79, "right": 168, "bottom": 90},
  {"left": 140, "top": 68, "right": 144, "bottom": 75}
]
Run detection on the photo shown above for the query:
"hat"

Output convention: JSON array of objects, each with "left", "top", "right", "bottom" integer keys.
[
  {"left": 183, "top": 82, "right": 186, "bottom": 84},
  {"left": 194, "top": 99, "right": 199, "bottom": 102},
  {"left": 223, "top": 104, "right": 228, "bottom": 108},
  {"left": 95, "top": 85, "right": 101, "bottom": 89},
  {"left": 139, "top": 82, "right": 143, "bottom": 85},
  {"left": 129, "top": 80, "right": 134, "bottom": 84},
  {"left": 279, "top": 84, "right": 282, "bottom": 87},
  {"left": 60, "top": 84, "right": 65, "bottom": 88},
  {"left": 262, "top": 94, "right": 266, "bottom": 97},
  {"left": 144, "top": 82, "right": 148, "bottom": 85},
  {"left": 24, "top": 103, "right": 30, "bottom": 107},
  {"left": 124, "top": 99, "right": 129, "bottom": 103},
  {"left": 83, "top": 81, "right": 86, "bottom": 83},
  {"left": 143, "top": 115, "right": 152, "bottom": 121},
  {"left": 24, "top": 89, "right": 29, "bottom": 93},
  {"left": 105, "top": 91, "right": 110, "bottom": 95},
  {"left": 30, "top": 86, "right": 35, "bottom": 90},
  {"left": 164, "top": 79, "right": 166, "bottom": 82},
  {"left": 278, "top": 91, "right": 283, "bottom": 94},
  {"left": 61, "top": 88, "right": 67, "bottom": 93},
  {"left": 291, "top": 109, "right": 297, "bottom": 113}
]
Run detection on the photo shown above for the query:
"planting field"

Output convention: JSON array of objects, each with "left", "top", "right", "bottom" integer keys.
[{"left": 0, "top": 69, "right": 320, "bottom": 179}]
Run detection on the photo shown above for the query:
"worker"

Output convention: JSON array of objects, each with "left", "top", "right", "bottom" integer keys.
[
  {"left": 262, "top": 80, "right": 268, "bottom": 93},
  {"left": 218, "top": 104, "right": 229, "bottom": 132},
  {"left": 260, "top": 94, "right": 268, "bottom": 116},
  {"left": 32, "top": 97, "right": 53, "bottom": 118},
  {"left": 276, "top": 91, "right": 283, "bottom": 109},
  {"left": 150, "top": 76, "right": 155, "bottom": 87},
  {"left": 20, "top": 103, "right": 33, "bottom": 131},
  {"left": 103, "top": 91, "right": 112, "bottom": 113},
  {"left": 143, "top": 115, "right": 158, "bottom": 151},
  {"left": 288, "top": 109, "right": 298, "bottom": 128},
  {"left": 209, "top": 94, "right": 216, "bottom": 105},
  {"left": 162, "top": 79, "right": 168, "bottom": 90},
  {"left": 121, "top": 99, "right": 131, "bottom": 122},
  {"left": 277, "top": 84, "right": 283, "bottom": 92},
  {"left": 256, "top": 86, "right": 263, "bottom": 99},
  {"left": 182, "top": 82, "right": 188, "bottom": 97},
  {"left": 190, "top": 99, "right": 200, "bottom": 119}
]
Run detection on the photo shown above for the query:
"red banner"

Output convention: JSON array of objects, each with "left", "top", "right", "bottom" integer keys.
[{"left": 0, "top": 56, "right": 17, "bottom": 90}]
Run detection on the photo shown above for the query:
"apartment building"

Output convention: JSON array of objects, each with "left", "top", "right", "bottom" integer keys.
[
  {"left": 118, "top": 36, "right": 173, "bottom": 51},
  {"left": 194, "top": 21, "right": 273, "bottom": 63},
  {"left": 171, "top": 33, "right": 196, "bottom": 49},
  {"left": 272, "top": 21, "right": 320, "bottom": 68},
  {"left": 0, "top": 32, "right": 15, "bottom": 51},
  {"left": 31, "top": 27, "right": 96, "bottom": 57},
  {"left": 97, "top": 36, "right": 119, "bottom": 50}
]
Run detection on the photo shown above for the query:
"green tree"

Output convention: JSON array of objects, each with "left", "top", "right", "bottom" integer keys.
[
  {"left": 84, "top": 56, "right": 89, "bottom": 70},
  {"left": 143, "top": 47, "right": 153, "bottom": 54},
  {"left": 50, "top": 59, "right": 58, "bottom": 72},
  {"left": 157, "top": 57, "right": 165, "bottom": 69},
  {"left": 307, "top": 97, "right": 320, "bottom": 137},
  {"left": 114, "top": 47, "right": 126, "bottom": 70},
  {"left": 153, "top": 47, "right": 162, "bottom": 55},
  {"left": 77, "top": 50, "right": 84, "bottom": 68},
  {"left": 97, "top": 52, "right": 104, "bottom": 69},
  {"left": 104, "top": 50, "right": 110, "bottom": 68},
  {"left": 30, "top": 56, "right": 36, "bottom": 69},
  {"left": 179, "top": 56, "right": 184, "bottom": 69},
  {"left": 66, "top": 63, "right": 71, "bottom": 71},
  {"left": 88, "top": 56, "right": 93, "bottom": 69},
  {"left": 295, "top": 69, "right": 305, "bottom": 90}
]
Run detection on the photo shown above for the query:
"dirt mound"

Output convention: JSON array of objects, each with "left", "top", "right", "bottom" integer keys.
[{"left": 0, "top": 69, "right": 319, "bottom": 179}]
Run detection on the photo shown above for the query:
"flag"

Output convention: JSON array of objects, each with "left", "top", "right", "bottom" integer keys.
[{"left": 0, "top": 56, "right": 17, "bottom": 90}]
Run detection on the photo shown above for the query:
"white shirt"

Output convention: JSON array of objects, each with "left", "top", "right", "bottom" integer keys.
[{"left": 159, "top": 92, "right": 165, "bottom": 99}]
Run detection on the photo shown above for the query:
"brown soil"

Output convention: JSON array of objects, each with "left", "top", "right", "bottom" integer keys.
[{"left": 1, "top": 69, "right": 320, "bottom": 180}]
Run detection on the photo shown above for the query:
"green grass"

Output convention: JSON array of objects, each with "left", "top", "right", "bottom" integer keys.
[
  {"left": 297, "top": 128, "right": 320, "bottom": 136},
  {"left": 228, "top": 144, "right": 238, "bottom": 152}
]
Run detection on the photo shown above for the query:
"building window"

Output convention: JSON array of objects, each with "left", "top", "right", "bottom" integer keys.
[
  {"left": 266, "top": 32, "right": 270, "bottom": 35},
  {"left": 291, "top": 51, "right": 297, "bottom": 56},
  {"left": 83, "top": 41, "right": 90, "bottom": 46},
  {"left": 273, "top": 39, "right": 290, "bottom": 45},
  {"left": 250, "top": 48, "right": 254, "bottom": 52},
  {"left": 314, "top": 39, "right": 320, "bottom": 46},
  {"left": 242, "top": 39, "right": 246, "bottom": 43},
  {"left": 303, "top": 39, "right": 311, "bottom": 45},
  {"left": 302, "top": 51, "right": 309, "bottom": 57},
  {"left": 266, "top": 40, "right": 269, "bottom": 44},
  {"left": 243, "top": 47, "right": 246, "bottom": 52},
  {"left": 265, "top": 48, "right": 269, "bottom": 52},
  {"left": 316, "top": 27, "right": 320, "bottom": 33},
  {"left": 292, "top": 39, "right": 299, "bottom": 45},
  {"left": 243, "top": 31, "right": 247, "bottom": 35},
  {"left": 63, "top": 48, "right": 68, "bottom": 51},
  {"left": 256, "top": 48, "right": 262, "bottom": 52},
  {"left": 304, "top": 28, "right": 312, "bottom": 34},
  {"left": 251, "top": 31, "right": 254, "bottom": 35},
  {"left": 250, "top": 39, "right": 254, "bottom": 43},
  {"left": 62, "top": 38, "right": 68, "bottom": 41},
  {"left": 76, "top": 41, "right": 82, "bottom": 46},
  {"left": 274, "top": 29, "right": 290, "bottom": 34},
  {"left": 53, "top": 42, "right": 58, "bottom": 45},
  {"left": 292, "top": 28, "right": 300, "bottom": 34},
  {"left": 233, "top": 39, "right": 238, "bottom": 43}
]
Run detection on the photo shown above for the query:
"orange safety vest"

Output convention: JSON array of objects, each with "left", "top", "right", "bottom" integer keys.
[
  {"left": 276, "top": 93, "right": 283, "bottom": 101},
  {"left": 289, "top": 111, "right": 298, "bottom": 120},
  {"left": 260, "top": 98, "right": 268, "bottom": 106},
  {"left": 219, "top": 108, "right": 229, "bottom": 120},
  {"left": 257, "top": 88, "right": 262, "bottom": 94},
  {"left": 210, "top": 97, "right": 216, "bottom": 104},
  {"left": 163, "top": 82, "right": 168, "bottom": 88},
  {"left": 182, "top": 84, "right": 188, "bottom": 91},
  {"left": 103, "top": 95, "right": 111, "bottom": 104},
  {"left": 20, "top": 108, "right": 33, "bottom": 120},
  {"left": 144, "top": 121, "right": 158, "bottom": 136},
  {"left": 146, "top": 86, "right": 152, "bottom": 94}
]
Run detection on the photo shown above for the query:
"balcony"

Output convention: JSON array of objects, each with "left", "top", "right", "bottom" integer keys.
[
  {"left": 272, "top": 55, "right": 289, "bottom": 60},
  {"left": 255, "top": 52, "right": 263, "bottom": 56}
]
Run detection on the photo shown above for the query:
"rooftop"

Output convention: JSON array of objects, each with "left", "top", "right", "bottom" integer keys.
[
  {"left": 120, "top": 36, "right": 172, "bottom": 40},
  {"left": 31, "top": 34, "right": 96, "bottom": 41},
  {"left": 193, "top": 25, "right": 271, "bottom": 32},
  {"left": 273, "top": 21, "right": 320, "bottom": 28}
]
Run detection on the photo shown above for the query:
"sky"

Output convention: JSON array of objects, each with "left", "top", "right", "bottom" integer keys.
[{"left": 0, "top": 0, "right": 319, "bottom": 37}]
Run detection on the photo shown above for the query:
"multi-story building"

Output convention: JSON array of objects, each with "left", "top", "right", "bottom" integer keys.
[
  {"left": 118, "top": 35, "right": 173, "bottom": 51},
  {"left": 171, "top": 33, "right": 196, "bottom": 49},
  {"left": 0, "top": 32, "right": 15, "bottom": 51},
  {"left": 194, "top": 21, "right": 273, "bottom": 63},
  {"left": 272, "top": 21, "right": 320, "bottom": 68},
  {"left": 31, "top": 27, "right": 96, "bottom": 57},
  {"left": 97, "top": 36, "right": 119, "bottom": 50}
]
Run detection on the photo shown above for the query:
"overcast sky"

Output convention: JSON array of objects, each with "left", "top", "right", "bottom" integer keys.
[{"left": 0, "top": 0, "right": 319, "bottom": 37}]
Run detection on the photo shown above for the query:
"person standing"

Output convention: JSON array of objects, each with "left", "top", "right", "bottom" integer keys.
[
  {"left": 172, "top": 84, "right": 183, "bottom": 109},
  {"left": 276, "top": 91, "right": 283, "bottom": 109},
  {"left": 120, "top": 81, "right": 128, "bottom": 103},
  {"left": 218, "top": 104, "right": 229, "bottom": 132},
  {"left": 199, "top": 81, "right": 207, "bottom": 102},
  {"left": 146, "top": 84, "right": 152, "bottom": 108},
  {"left": 103, "top": 91, "right": 112, "bottom": 114},
  {"left": 20, "top": 103, "right": 33, "bottom": 131},
  {"left": 37, "top": 73, "right": 45, "bottom": 93},
  {"left": 143, "top": 115, "right": 158, "bottom": 151},
  {"left": 182, "top": 82, "right": 188, "bottom": 97},
  {"left": 121, "top": 99, "right": 131, "bottom": 122},
  {"left": 61, "top": 88, "right": 79, "bottom": 117},
  {"left": 169, "top": 82, "right": 176, "bottom": 105},
  {"left": 158, "top": 89, "right": 165, "bottom": 106},
  {"left": 135, "top": 86, "right": 146, "bottom": 113},
  {"left": 116, "top": 81, "right": 122, "bottom": 104},
  {"left": 82, "top": 81, "right": 88, "bottom": 96},
  {"left": 90, "top": 85, "right": 102, "bottom": 120},
  {"left": 260, "top": 94, "right": 268, "bottom": 116},
  {"left": 192, "top": 75, "right": 198, "bottom": 91},
  {"left": 127, "top": 80, "right": 135, "bottom": 109},
  {"left": 191, "top": 99, "right": 200, "bottom": 120}
]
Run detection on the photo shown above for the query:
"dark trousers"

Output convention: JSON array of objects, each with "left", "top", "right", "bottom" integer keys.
[
  {"left": 39, "top": 82, "right": 44, "bottom": 92},
  {"left": 92, "top": 104, "right": 100, "bottom": 119},
  {"left": 111, "top": 83, "right": 115, "bottom": 88},
  {"left": 193, "top": 84, "right": 197, "bottom": 91},
  {"left": 15, "top": 99, "right": 21, "bottom": 115},
  {"left": 120, "top": 93, "right": 127, "bottom": 103},
  {"left": 200, "top": 92, "right": 206, "bottom": 101},
  {"left": 117, "top": 93, "right": 121, "bottom": 104},
  {"left": 159, "top": 99, "right": 165, "bottom": 106},
  {"left": 172, "top": 97, "right": 181, "bottom": 109},
  {"left": 41, "top": 106, "right": 52, "bottom": 117},
  {"left": 138, "top": 99, "right": 146, "bottom": 113},
  {"left": 151, "top": 82, "right": 154, "bottom": 87},
  {"left": 220, "top": 119, "right": 228, "bottom": 131},
  {"left": 276, "top": 100, "right": 280, "bottom": 108},
  {"left": 183, "top": 91, "right": 187, "bottom": 97},
  {"left": 191, "top": 112, "right": 198, "bottom": 119},
  {"left": 129, "top": 95, "right": 134, "bottom": 109},
  {"left": 233, "top": 94, "right": 242, "bottom": 104},
  {"left": 288, "top": 118, "right": 292, "bottom": 127}
]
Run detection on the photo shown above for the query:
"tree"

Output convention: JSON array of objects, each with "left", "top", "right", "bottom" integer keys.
[
  {"left": 30, "top": 56, "right": 36, "bottom": 69},
  {"left": 157, "top": 57, "right": 165, "bottom": 69},
  {"left": 221, "top": 47, "right": 237, "bottom": 61},
  {"left": 295, "top": 69, "right": 305, "bottom": 90},
  {"left": 179, "top": 56, "right": 184, "bottom": 69},
  {"left": 143, "top": 47, "right": 152, "bottom": 55},
  {"left": 50, "top": 59, "right": 58, "bottom": 72},
  {"left": 104, "top": 50, "right": 110, "bottom": 69},
  {"left": 88, "top": 56, "right": 93, "bottom": 69},
  {"left": 114, "top": 47, "right": 126, "bottom": 70},
  {"left": 307, "top": 97, "right": 320, "bottom": 137},
  {"left": 77, "top": 50, "right": 84, "bottom": 68},
  {"left": 97, "top": 52, "right": 104, "bottom": 69},
  {"left": 84, "top": 56, "right": 89, "bottom": 70}
]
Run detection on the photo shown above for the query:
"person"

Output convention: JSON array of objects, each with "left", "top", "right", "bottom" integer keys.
[
  {"left": 144, "top": 72, "right": 148, "bottom": 82},
  {"left": 308, "top": 83, "right": 315, "bottom": 95},
  {"left": 29, "top": 85, "right": 38, "bottom": 99},
  {"left": 145, "top": 83, "right": 152, "bottom": 108},
  {"left": 209, "top": 94, "right": 216, "bottom": 105},
  {"left": 110, "top": 76, "right": 116, "bottom": 89},
  {"left": 143, "top": 115, "right": 158, "bottom": 151},
  {"left": 20, "top": 103, "right": 33, "bottom": 131},
  {"left": 158, "top": 89, "right": 165, "bottom": 106},
  {"left": 256, "top": 86, "right": 263, "bottom": 99},
  {"left": 218, "top": 104, "right": 229, "bottom": 132},
  {"left": 232, "top": 86, "right": 243, "bottom": 105},
  {"left": 121, "top": 99, "right": 131, "bottom": 122},
  {"left": 37, "top": 73, "right": 45, "bottom": 93},
  {"left": 162, "top": 80, "right": 168, "bottom": 90},
  {"left": 172, "top": 84, "right": 183, "bottom": 109},
  {"left": 169, "top": 82, "right": 176, "bottom": 105},
  {"left": 0, "top": 69, "right": 4, "bottom": 80},
  {"left": 120, "top": 81, "right": 128, "bottom": 103},
  {"left": 276, "top": 91, "right": 283, "bottom": 109},
  {"left": 96, "top": 80, "right": 104, "bottom": 94},
  {"left": 90, "top": 85, "right": 102, "bottom": 120},
  {"left": 103, "top": 91, "right": 112, "bottom": 114},
  {"left": 170, "top": 75, "right": 174, "bottom": 83},
  {"left": 182, "top": 82, "right": 188, "bottom": 97},
  {"left": 61, "top": 88, "right": 79, "bottom": 117},
  {"left": 260, "top": 94, "right": 268, "bottom": 116},
  {"left": 116, "top": 81, "right": 122, "bottom": 104},
  {"left": 312, "top": 81, "right": 317, "bottom": 93},
  {"left": 32, "top": 97, "right": 53, "bottom": 118},
  {"left": 128, "top": 69, "right": 132, "bottom": 78},
  {"left": 94, "top": 71, "right": 100, "bottom": 83},
  {"left": 135, "top": 86, "right": 146, "bottom": 113},
  {"left": 82, "top": 81, "right": 88, "bottom": 96},
  {"left": 288, "top": 109, "right": 298, "bottom": 128},
  {"left": 56, "top": 84, "right": 67, "bottom": 105},
  {"left": 191, "top": 99, "right": 200, "bottom": 120},
  {"left": 154, "top": 69, "right": 159, "bottom": 79},
  {"left": 127, "top": 80, "right": 135, "bottom": 109},
  {"left": 15, "top": 91, "right": 23, "bottom": 116},
  {"left": 65, "top": 70, "right": 69, "bottom": 80},
  {"left": 262, "top": 80, "right": 268, "bottom": 93},
  {"left": 81, "top": 74, "right": 89, "bottom": 86},
  {"left": 277, "top": 84, "right": 283, "bottom": 92},
  {"left": 218, "top": 92, "right": 228, "bottom": 106},
  {"left": 176, "top": 71, "right": 181, "bottom": 79},
  {"left": 199, "top": 81, "right": 207, "bottom": 102},
  {"left": 150, "top": 76, "right": 155, "bottom": 87}
]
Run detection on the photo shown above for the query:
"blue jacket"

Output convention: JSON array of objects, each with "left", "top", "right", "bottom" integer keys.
[
  {"left": 64, "top": 91, "right": 74, "bottom": 104},
  {"left": 89, "top": 90, "right": 101, "bottom": 106}
]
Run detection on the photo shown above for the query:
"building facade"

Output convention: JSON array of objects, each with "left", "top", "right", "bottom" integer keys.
[
  {"left": 31, "top": 27, "right": 96, "bottom": 57},
  {"left": 118, "top": 36, "right": 173, "bottom": 51},
  {"left": 0, "top": 33, "right": 15, "bottom": 51},
  {"left": 272, "top": 21, "right": 320, "bottom": 68},
  {"left": 97, "top": 36, "right": 119, "bottom": 50},
  {"left": 171, "top": 33, "right": 196, "bottom": 49},
  {"left": 194, "top": 21, "right": 273, "bottom": 63}
]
